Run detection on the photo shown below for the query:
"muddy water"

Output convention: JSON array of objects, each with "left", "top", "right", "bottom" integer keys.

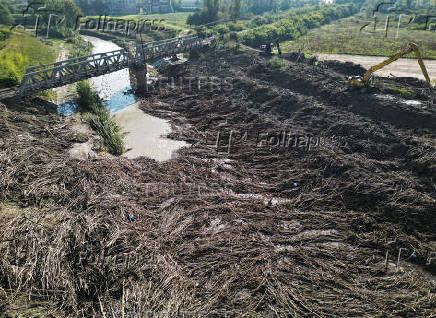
[
  {"left": 72, "top": 36, "right": 189, "bottom": 160},
  {"left": 114, "top": 104, "right": 189, "bottom": 161},
  {"left": 317, "top": 53, "right": 436, "bottom": 82}
]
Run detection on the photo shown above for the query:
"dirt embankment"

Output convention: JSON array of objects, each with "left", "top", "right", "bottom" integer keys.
[{"left": 0, "top": 49, "right": 435, "bottom": 317}]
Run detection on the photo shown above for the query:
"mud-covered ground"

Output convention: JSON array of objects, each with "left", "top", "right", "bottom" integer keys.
[{"left": 0, "top": 49, "right": 435, "bottom": 317}]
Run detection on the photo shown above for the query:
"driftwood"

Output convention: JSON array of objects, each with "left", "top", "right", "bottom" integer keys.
[{"left": 0, "top": 50, "right": 435, "bottom": 317}]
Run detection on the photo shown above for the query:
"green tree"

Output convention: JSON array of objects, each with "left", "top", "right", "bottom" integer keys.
[
  {"left": 207, "top": 0, "right": 220, "bottom": 21},
  {"left": 187, "top": 0, "right": 220, "bottom": 25},
  {"left": 280, "top": 0, "right": 291, "bottom": 10},
  {"left": 0, "top": 2, "right": 13, "bottom": 26},
  {"left": 242, "top": 2, "right": 359, "bottom": 47},
  {"left": 172, "top": 0, "right": 182, "bottom": 11},
  {"left": 76, "top": 0, "right": 108, "bottom": 16},
  {"left": 37, "top": 0, "right": 83, "bottom": 30},
  {"left": 230, "top": 0, "right": 241, "bottom": 21}
]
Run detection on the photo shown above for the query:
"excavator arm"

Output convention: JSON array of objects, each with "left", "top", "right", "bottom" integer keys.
[
  {"left": 409, "top": 42, "right": 432, "bottom": 87},
  {"left": 362, "top": 46, "right": 413, "bottom": 83},
  {"left": 349, "top": 42, "right": 431, "bottom": 87}
]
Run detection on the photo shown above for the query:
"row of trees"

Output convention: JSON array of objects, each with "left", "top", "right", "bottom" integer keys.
[
  {"left": 187, "top": 0, "right": 327, "bottom": 25},
  {"left": 241, "top": 3, "right": 359, "bottom": 47},
  {"left": 248, "top": 0, "right": 321, "bottom": 15}
]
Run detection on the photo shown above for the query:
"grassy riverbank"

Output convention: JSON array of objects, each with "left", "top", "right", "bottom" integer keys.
[{"left": 0, "top": 29, "right": 57, "bottom": 88}]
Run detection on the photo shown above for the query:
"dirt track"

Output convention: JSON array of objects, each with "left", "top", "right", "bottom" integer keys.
[
  {"left": 317, "top": 53, "right": 436, "bottom": 82},
  {"left": 0, "top": 49, "right": 435, "bottom": 317}
]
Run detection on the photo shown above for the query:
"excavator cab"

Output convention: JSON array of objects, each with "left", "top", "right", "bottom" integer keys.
[
  {"left": 348, "top": 75, "right": 367, "bottom": 86},
  {"left": 348, "top": 42, "right": 431, "bottom": 88}
]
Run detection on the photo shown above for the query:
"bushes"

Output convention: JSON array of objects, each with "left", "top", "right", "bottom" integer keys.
[
  {"left": 242, "top": 3, "right": 359, "bottom": 47},
  {"left": 0, "top": 52, "right": 23, "bottom": 87},
  {"left": 267, "top": 57, "right": 286, "bottom": 69},
  {"left": 227, "top": 21, "right": 245, "bottom": 31},
  {"left": 76, "top": 81, "right": 101, "bottom": 113},
  {"left": 88, "top": 107, "right": 125, "bottom": 156},
  {"left": 67, "top": 35, "right": 92, "bottom": 58},
  {"left": 76, "top": 81, "right": 125, "bottom": 156},
  {"left": 193, "top": 25, "right": 215, "bottom": 38},
  {"left": 0, "top": 28, "right": 10, "bottom": 42},
  {"left": 213, "top": 24, "right": 230, "bottom": 34}
]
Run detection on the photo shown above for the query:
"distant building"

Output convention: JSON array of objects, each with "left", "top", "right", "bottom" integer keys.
[
  {"left": 144, "top": 0, "right": 173, "bottom": 14},
  {"left": 107, "top": 0, "right": 138, "bottom": 15}
]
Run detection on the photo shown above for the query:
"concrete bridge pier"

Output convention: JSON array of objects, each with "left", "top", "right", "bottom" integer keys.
[{"left": 128, "top": 61, "right": 148, "bottom": 93}]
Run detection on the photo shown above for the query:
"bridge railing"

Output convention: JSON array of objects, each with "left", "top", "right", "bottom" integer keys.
[
  {"left": 140, "top": 35, "right": 197, "bottom": 48},
  {"left": 136, "top": 35, "right": 203, "bottom": 62},
  {"left": 18, "top": 35, "right": 211, "bottom": 97},
  {"left": 24, "top": 49, "right": 127, "bottom": 74},
  {"left": 19, "top": 49, "right": 129, "bottom": 97}
]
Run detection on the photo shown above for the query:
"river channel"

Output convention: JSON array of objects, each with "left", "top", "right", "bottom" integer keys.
[{"left": 59, "top": 35, "right": 189, "bottom": 161}]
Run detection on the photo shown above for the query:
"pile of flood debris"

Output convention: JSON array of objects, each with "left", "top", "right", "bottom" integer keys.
[{"left": 0, "top": 49, "right": 435, "bottom": 317}]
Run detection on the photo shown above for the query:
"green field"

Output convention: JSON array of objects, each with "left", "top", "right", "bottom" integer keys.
[
  {"left": 280, "top": 16, "right": 436, "bottom": 59},
  {"left": 123, "top": 12, "right": 190, "bottom": 27},
  {"left": 0, "top": 29, "right": 58, "bottom": 88},
  {"left": 95, "top": 12, "right": 191, "bottom": 29}
]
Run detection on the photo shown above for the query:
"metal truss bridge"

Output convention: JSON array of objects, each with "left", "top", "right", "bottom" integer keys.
[{"left": 1, "top": 35, "right": 208, "bottom": 99}]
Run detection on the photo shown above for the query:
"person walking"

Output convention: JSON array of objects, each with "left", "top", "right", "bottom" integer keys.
[{"left": 276, "top": 41, "right": 282, "bottom": 56}]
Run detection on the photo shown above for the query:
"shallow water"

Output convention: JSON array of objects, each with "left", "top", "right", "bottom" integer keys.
[
  {"left": 57, "top": 35, "right": 136, "bottom": 114},
  {"left": 59, "top": 35, "right": 189, "bottom": 161},
  {"left": 113, "top": 104, "right": 190, "bottom": 161},
  {"left": 83, "top": 36, "right": 134, "bottom": 104}
]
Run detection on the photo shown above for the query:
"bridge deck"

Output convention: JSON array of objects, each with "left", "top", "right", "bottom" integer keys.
[{"left": 9, "top": 35, "right": 211, "bottom": 98}]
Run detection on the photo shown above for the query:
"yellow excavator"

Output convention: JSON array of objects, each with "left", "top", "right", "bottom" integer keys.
[{"left": 348, "top": 42, "right": 432, "bottom": 87}]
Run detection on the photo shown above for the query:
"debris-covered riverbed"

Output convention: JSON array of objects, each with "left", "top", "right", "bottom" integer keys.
[{"left": 0, "top": 48, "right": 435, "bottom": 317}]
